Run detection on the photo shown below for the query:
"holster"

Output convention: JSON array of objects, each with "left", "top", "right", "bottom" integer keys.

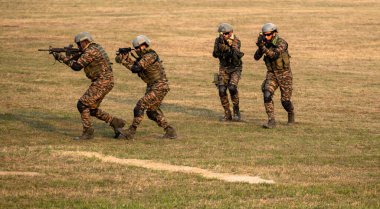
[{"left": 212, "top": 73, "right": 219, "bottom": 87}]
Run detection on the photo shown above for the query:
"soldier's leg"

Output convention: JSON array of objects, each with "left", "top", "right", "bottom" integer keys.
[
  {"left": 279, "top": 70, "right": 295, "bottom": 124},
  {"left": 262, "top": 73, "right": 278, "bottom": 128},
  {"left": 229, "top": 69, "right": 242, "bottom": 121},
  {"left": 218, "top": 68, "right": 232, "bottom": 121},
  {"left": 218, "top": 85, "right": 231, "bottom": 121},
  {"left": 147, "top": 108, "right": 168, "bottom": 129},
  {"left": 83, "top": 81, "right": 125, "bottom": 137},
  {"left": 90, "top": 108, "right": 112, "bottom": 123},
  {"left": 147, "top": 108, "right": 177, "bottom": 139},
  {"left": 74, "top": 101, "right": 94, "bottom": 140}
]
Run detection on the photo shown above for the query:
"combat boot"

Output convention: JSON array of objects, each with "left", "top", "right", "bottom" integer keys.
[
  {"left": 117, "top": 125, "right": 136, "bottom": 140},
  {"left": 232, "top": 105, "right": 241, "bottom": 122},
  {"left": 288, "top": 112, "right": 295, "bottom": 125},
  {"left": 73, "top": 127, "right": 94, "bottom": 140},
  {"left": 220, "top": 109, "right": 232, "bottom": 122},
  {"left": 262, "top": 119, "right": 276, "bottom": 129},
  {"left": 109, "top": 117, "right": 126, "bottom": 138},
  {"left": 163, "top": 126, "right": 177, "bottom": 139}
]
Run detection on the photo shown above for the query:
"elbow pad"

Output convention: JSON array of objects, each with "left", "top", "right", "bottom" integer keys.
[
  {"left": 70, "top": 62, "right": 83, "bottom": 71},
  {"left": 131, "top": 64, "right": 142, "bottom": 73}
]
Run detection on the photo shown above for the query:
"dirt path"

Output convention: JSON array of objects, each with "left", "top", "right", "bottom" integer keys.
[
  {"left": 0, "top": 171, "right": 43, "bottom": 176},
  {"left": 59, "top": 151, "right": 275, "bottom": 184}
]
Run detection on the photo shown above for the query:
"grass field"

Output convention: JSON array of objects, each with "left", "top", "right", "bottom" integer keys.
[{"left": 1, "top": 0, "right": 379, "bottom": 208}]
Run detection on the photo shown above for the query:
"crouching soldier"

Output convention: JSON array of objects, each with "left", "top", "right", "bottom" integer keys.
[
  {"left": 52, "top": 32, "right": 126, "bottom": 140},
  {"left": 115, "top": 35, "right": 177, "bottom": 140}
]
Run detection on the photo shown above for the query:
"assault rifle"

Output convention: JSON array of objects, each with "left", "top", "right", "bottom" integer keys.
[
  {"left": 38, "top": 44, "right": 81, "bottom": 62},
  {"left": 116, "top": 47, "right": 139, "bottom": 59},
  {"left": 116, "top": 47, "right": 133, "bottom": 55}
]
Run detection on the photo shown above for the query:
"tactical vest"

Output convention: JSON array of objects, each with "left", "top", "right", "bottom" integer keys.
[
  {"left": 263, "top": 36, "right": 291, "bottom": 72},
  {"left": 218, "top": 36, "right": 243, "bottom": 69},
  {"left": 83, "top": 43, "right": 112, "bottom": 80},
  {"left": 137, "top": 49, "right": 167, "bottom": 85}
]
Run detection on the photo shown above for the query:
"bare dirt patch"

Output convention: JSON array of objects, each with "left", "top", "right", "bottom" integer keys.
[{"left": 58, "top": 151, "right": 275, "bottom": 184}]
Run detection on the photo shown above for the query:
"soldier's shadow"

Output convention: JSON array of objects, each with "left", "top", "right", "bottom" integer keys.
[
  {"left": 161, "top": 103, "right": 219, "bottom": 119},
  {"left": 0, "top": 111, "right": 75, "bottom": 137}
]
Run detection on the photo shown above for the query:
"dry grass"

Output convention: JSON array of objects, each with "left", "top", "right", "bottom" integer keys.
[{"left": 1, "top": 0, "right": 379, "bottom": 208}]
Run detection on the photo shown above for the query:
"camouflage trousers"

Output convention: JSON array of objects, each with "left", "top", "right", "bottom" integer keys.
[
  {"left": 218, "top": 66, "right": 242, "bottom": 114},
  {"left": 79, "top": 78, "right": 114, "bottom": 129},
  {"left": 262, "top": 69, "right": 293, "bottom": 120},
  {"left": 131, "top": 81, "right": 170, "bottom": 129}
]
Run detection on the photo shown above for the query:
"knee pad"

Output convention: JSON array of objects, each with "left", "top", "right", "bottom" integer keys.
[
  {"left": 263, "top": 90, "right": 272, "bottom": 103},
  {"left": 281, "top": 100, "right": 293, "bottom": 112},
  {"left": 90, "top": 109, "right": 98, "bottom": 116},
  {"left": 218, "top": 85, "right": 227, "bottom": 97},
  {"left": 77, "top": 101, "right": 88, "bottom": 113},
  {"left": 133, "top": 105, "right": 145, "bottom": 117},
  {"left": 228, "top": 84, "right": 238, "bottom": 94},
  {"left": 147, "top": 111, "right": 159, "bottom": 122}
]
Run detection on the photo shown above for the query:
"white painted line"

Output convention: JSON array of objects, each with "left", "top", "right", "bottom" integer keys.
[{"left": 59, "top": 151, "right": 275, "bottom": 184}]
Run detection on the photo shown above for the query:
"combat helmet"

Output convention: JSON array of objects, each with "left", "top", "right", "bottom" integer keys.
[
  {"left": 132, "top": 35, "right": 151, "bottom": 49},
  {"left": 74, "top": 32, "right": 94, "bottom": 43},
  {"left": 262, "top": 23, "right": 278, "bottom": 33},
  {"left": 218, "top": 23, "right": 233, "bottom": 33}
]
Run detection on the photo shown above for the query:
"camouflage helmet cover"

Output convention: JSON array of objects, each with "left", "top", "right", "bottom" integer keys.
[
  {"left": 132, "top": 35, "right": 151, "bottom": 49},
  {"left": 74, "top": 32, "right": 94, "bottom": 43},
  {"left": 262, "top": 23, "right": 278, "bottom": 33},
  {"left": 217, "top": 23, "right": 233, "bottom": 33}
]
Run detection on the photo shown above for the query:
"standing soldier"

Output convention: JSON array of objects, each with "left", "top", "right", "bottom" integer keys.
[
  {"left": 212, "top": 23, "right": 244, "bottom": 121},
  {"left": 254, "top": 23, "right": 295, "bottom": 128},
  {"left": 115, "top": 35, "right": 177, "bottom": 140},
  {"left": 52, "top": 32, "right": 126, "bottom": 139}
]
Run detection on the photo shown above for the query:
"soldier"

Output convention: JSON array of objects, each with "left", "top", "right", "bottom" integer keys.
[
  {"left": 115, "top": 35, "right": 177, "bottom": 140},
  {"left": 254, "top": 23, "right": 295, "bottom": 128},
  {"left": 52, "top": 32, "right": 126, "bottom": 140},
  {"left": 212, "top": 23, "right": 244, "bottom": 121}
]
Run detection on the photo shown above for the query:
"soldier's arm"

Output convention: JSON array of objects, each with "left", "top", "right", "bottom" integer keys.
[
  {"left": 261, "top": 38, "right": 288, "bottom": 59},
  {"left": 61, "top": 51, "right": 90, "bottom": 71},
  {"left": 136, "top": 52, "right": 157, "bottom": 72},
  {"left": 254, "top": 48, "right": 264, "bottom": 61},
  {"left": 231, "top": 39, "right": 244, "bottom": 58},
  {"left": 212, "top": 38, "right": 221, "bottom": 58},
  {"left": 119, "top": 54, "right": 135, "bottom": 70}
]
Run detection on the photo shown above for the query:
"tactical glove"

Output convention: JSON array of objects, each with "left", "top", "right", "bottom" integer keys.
[
  {"left": 219, "top": 43, "right": 230, "bottom": 52},
  {"left": 52, "top": 52, "right": 65, "bottom": 61},
  {"left": 115, "top": 54, "right": 123, "bottom": 64},
  {"left": 256, "top": 34, "right": 265, "bottom": 47}
]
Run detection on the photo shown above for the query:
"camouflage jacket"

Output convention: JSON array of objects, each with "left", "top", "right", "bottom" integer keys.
[
  {"left": 121, "top": 48, "right": 167, "bottom": 85},
  {"left": 76, "top": 42, "right": 113, "bottom": 81},
  {"left": 212, "top": 34, "right": 244, "bottom": 68}
]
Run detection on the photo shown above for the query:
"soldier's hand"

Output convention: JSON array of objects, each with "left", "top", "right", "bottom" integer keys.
[
  {"left": 52, "top": 52, "right": 65, "bottom": 61},
  {"left": 115, "top": 54, "right": 123, "bottom": 63},
  {"left": 256, "top": 34, "right": 265, "bottom": 47},
  {"left": 219, "top": 43, "right": 230, "bottom": 52}
]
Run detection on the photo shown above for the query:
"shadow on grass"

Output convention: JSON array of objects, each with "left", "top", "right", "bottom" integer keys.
[
  {"left": 0, "top": 111, "right": 75, "bottom": 137},
  {"left": 0, "top": 111, "right": 127, "bottom": 139},
  {"left": 162, "top": 103, "right": 220, "bottom": 118}
]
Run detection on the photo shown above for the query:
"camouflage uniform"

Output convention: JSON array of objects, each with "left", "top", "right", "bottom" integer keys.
[
  {"left": 212, "top": 34, "right": 244, "bottom": 120},
  {"left": 62, "top": 42, "right": 123, "bottom": 137},
  {"left": 118, "top": 47, "right": 173, "bottom": 137},
  {"left": 254, "top": 35, "right": 294, "bottom": 124}
]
